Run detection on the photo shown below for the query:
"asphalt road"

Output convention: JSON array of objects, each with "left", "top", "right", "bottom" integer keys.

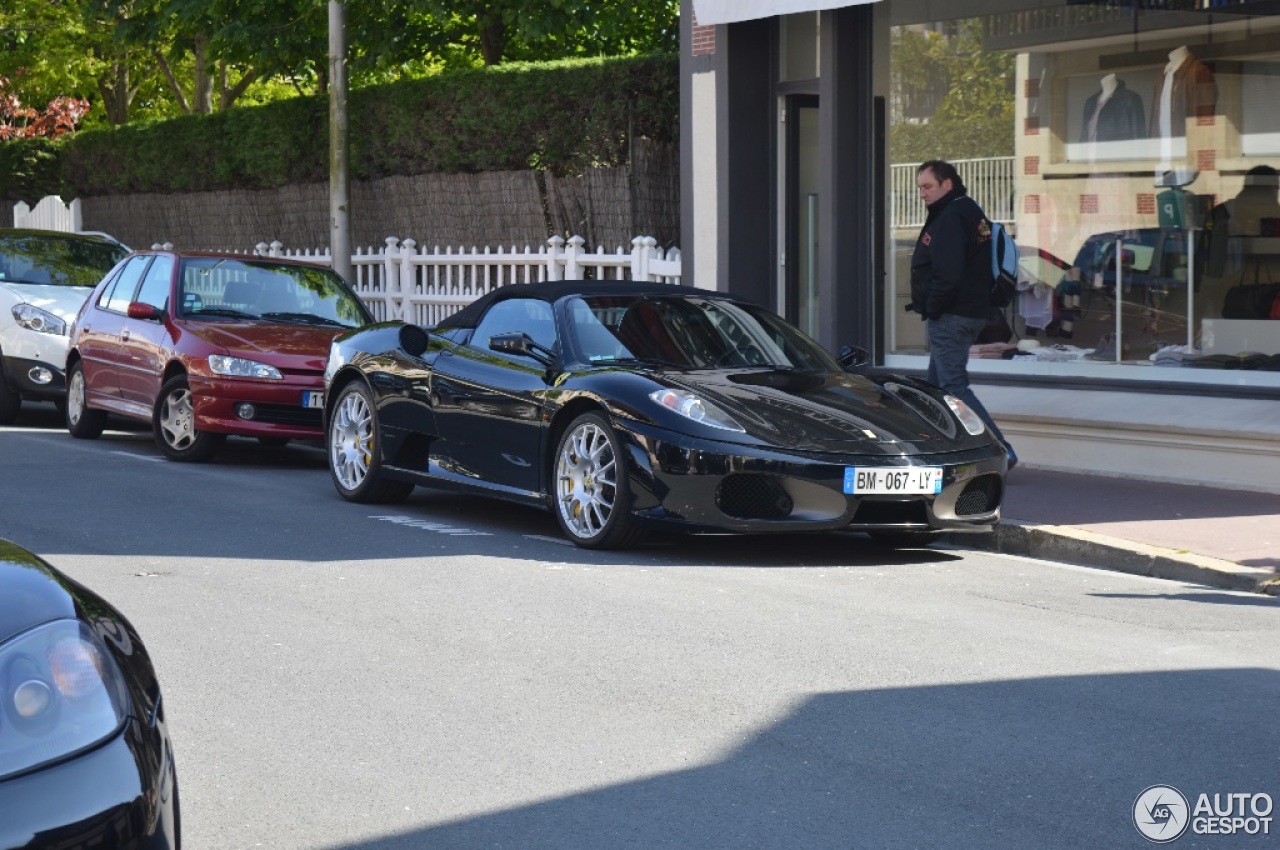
[{"left": 3, "top": 403, "right": 1279, "bottom": 850}]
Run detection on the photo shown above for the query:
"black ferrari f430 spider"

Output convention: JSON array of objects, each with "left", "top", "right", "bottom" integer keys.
[{"left": 322, "top": 281, "right": 1006, "bottom": 549}]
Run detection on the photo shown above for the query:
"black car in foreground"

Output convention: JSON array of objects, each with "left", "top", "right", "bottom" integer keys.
[
  {"left": 323, "top": 280, "right": 1006, "bottom": 549},
  {"left": 0, "top": 539, "right": 178, "bottom": 850}
]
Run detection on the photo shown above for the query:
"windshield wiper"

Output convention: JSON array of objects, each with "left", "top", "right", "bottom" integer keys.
[
  {"left": 261, "top": 312, "right": 346, "bottom": 327},
  {"left": 188, "top": 307, "right": 260, "bottom": 319},
  {"left": 607, "top": 356, "right": 691, "bottom": 370}
]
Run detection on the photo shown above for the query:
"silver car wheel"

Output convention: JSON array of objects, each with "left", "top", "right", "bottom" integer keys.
[
  {"left": 331, "top": 389, "right": 373, "bottom": 492},
  {"left": 556, "top": 421, "right": 618, "bottom": 539},
  {"left": 158, "top": 388, "right": 196, "bottom": 450},
  {"left": 67, "top": 368, "right": 87, "bottom": 426}
]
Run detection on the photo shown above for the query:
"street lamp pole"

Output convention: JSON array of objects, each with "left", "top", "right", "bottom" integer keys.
[{"left": 328, "top": 0, "right": 352, "bottom": 283}]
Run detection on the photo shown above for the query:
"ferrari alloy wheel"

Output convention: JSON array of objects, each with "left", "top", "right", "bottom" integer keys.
[
  {"left": 553, "top": 412, "right": 642, "bottom": 549},
  {"left": 328, "top": 382, "right": 413, "bottom": 503},
  {"left": 65, "top": 361, "right": 106, "bottom": 439},
  {"left": 153, "top": 375, "right": 224, "bottom": 462}
]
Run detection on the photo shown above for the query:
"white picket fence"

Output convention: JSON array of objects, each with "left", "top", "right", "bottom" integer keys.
[
  {"left": 231, "top": 235, "right": 683, "bottom": 324},
  {"left": 13, "top": 197, "right": 83, "bottom": 232}
]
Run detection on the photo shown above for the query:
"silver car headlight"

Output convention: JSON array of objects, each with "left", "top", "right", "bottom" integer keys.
[
  {"left": 208, "top": 354, "right": 283, "bottom": 380},
  {"left": 944, "top": 394, "right": 987, "bottom": 436},
  {"left": 650, "top": 388, "right": 745, "bottom": 432},
  {"left": 0, "top": 620, "right": 129, "bottom": 780},
  {"left": 11, "top": 304, "right": 66, "bottom": 336}
]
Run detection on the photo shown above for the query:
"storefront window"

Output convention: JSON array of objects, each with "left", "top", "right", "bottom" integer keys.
[{"left": 885, "top": 2, "right": 1280, "bottom": 382}]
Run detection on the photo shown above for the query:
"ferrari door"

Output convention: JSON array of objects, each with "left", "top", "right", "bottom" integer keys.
[{"left": 430, "top": 298, "right": 555, "bottom": 495}]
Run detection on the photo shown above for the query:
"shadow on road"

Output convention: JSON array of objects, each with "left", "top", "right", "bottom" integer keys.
[
  {"left": 314, "top": 668, "right": 1280, "bottom": 850},
  {"left": 3, "top": 405, "right": 961, "bottom": 569}
]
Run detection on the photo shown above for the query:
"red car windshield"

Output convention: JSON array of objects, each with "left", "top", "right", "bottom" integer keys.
[{"left": 178, "top": 258, "right": 369, "bottom": 328}]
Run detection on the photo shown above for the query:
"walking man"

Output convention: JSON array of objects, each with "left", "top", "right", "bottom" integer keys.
[{"left": 909, "top": 159, "right": 1018, "bottom": 469}]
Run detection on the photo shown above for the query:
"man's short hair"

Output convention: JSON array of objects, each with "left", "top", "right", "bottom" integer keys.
[{"left": 917, "top": 159, "right": 961, "bottom": 186}]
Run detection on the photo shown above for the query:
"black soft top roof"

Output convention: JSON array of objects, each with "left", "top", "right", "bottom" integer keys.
[{"left": 436, "top": 279, "right": 743, "bottom": 329}]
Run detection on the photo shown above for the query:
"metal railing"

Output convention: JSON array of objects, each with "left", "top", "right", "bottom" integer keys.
[{"left": 890, "top": 156, "right": 1016, "bottom": 230}]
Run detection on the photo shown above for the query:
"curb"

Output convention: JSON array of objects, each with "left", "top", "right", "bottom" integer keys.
[{"left": 944, "top": 522, "right": 1280, "bottom": 596}]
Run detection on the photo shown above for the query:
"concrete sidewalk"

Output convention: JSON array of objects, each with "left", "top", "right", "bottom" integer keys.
[{"left": 945, "top": 467, "right": 1280, "bottom": 595}]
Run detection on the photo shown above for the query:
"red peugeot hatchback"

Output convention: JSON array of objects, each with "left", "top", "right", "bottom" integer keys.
[{"left": 64, "top": 250, "right": 373, "bottom": 461}]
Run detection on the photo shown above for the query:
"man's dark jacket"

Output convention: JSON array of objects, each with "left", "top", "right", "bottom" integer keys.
[{"left": 909, "top": 186, "right": 993, "bottom": 320}]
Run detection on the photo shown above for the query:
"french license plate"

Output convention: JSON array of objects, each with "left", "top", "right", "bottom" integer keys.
[
  {"left": 844, "top": 467, "right": 943, "bottom": 495},
  {"left": 301, "top": 391, "right": 324, "bottom": 409}
]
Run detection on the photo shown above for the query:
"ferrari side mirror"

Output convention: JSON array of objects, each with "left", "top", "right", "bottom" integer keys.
[
  {"left": 490, "top": 332, "right": 553, "bottom": 365},
  {"left": 838, "top": 345, "right": 871, "bottom": 371}
]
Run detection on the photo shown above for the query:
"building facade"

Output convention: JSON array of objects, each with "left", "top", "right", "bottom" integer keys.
[{"left": 681, "top": 0, "right": 1280, "bottom": 493}]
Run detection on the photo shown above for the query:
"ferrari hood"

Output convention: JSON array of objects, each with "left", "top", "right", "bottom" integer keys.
[
  {"left": 665, "top": 369, "right": 983, "bottom": 453},
  {"left": 182, "top": 321, "right": 344, "bottom": 370}
]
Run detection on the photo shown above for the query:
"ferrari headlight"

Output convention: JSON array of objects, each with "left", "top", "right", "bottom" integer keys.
[
  {"left": 650, "top": 389, "right": 745, "bottom": 432},
  {"left": 209, "top": 354, "right": 282, "bottom": 380},
  {"left": 11, "top": 304, "right": 66, "bottom": 336},
  {"left": 0, "top": 621, "right": 129, "bottom": 780},
  {"left": 944, "top": 394, "right": 987, "bottom": 436}
]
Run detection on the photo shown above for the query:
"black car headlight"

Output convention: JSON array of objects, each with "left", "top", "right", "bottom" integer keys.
[
  {"left": 11, "top": 304, "right": 67, "bottom": 336},
  {"left": 0, "top": 620, "right": 129, "bottom": 780},
  {"left": 650, "top": 389, "right": 745, "bottom": 433}
]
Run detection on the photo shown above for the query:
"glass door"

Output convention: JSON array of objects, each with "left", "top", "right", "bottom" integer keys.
[{"left": 784, "top": 95, "right": 821, "bottom": 337}]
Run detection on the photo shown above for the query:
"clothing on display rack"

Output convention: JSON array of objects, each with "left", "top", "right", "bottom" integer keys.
[
  {"left": 1081, "top": 74, "right": 1146, "bottom": 142},
  {"left": 1149, "top": 46, "right": 1217, "bottom": 139}
]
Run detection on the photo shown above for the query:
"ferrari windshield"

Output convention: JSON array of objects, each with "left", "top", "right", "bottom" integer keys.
[
  {"left": 178, "top": 258, "right": 370, "bottom": 327},
  {"left": 567, "top": 294, "right": 841, "bottom": 371}
]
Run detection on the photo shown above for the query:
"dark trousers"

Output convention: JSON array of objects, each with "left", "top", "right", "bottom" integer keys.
[{"left": 925, "top": 313, "right": 1010, "bottom": 447}]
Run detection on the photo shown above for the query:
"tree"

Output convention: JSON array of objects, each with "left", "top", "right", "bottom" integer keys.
[
  {"left": 411, "top": 1, "right": 679, "bottom": 67},
  {"left": 1, "top": 0, "right": 174, "bottom": 127},
  {"left": 889, "top": 20, "right": 1015, "bottom": 162},
  {"left": 0, "top": 76, "right": 89, "bottom": 140}
]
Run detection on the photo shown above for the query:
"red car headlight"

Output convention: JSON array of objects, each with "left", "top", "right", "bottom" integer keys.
[{"left": 0, "top": 621, "right": 129, "bottom": 780}]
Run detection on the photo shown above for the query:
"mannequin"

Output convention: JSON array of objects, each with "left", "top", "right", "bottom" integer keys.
[
  {"left": 1149, "top": 45, "right": 1217, "bottom": 139},
  {"left": 1100, "top": 72, "right": 1118, "bottom": 100},
  {"left": 1081, "top": 73, "right": 1146, "bottom": 142}
]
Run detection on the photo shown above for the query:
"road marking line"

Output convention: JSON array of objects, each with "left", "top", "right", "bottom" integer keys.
[
  {"left": 110, "top": 451, "right": 163, "bottom": 462},
  {"left": 367, "top": 515, "right": 492, "bottom": 536},
  {"left": 523, "top": 534, "right": 573, "bottom": 547}
]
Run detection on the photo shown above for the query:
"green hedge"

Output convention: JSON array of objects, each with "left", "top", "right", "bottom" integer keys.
[
  {"left": 1, "top": 54, "right": 677, "bottom": 202},
  {"left": 0, "top": 138, "right": 64, "bottom": 203}
]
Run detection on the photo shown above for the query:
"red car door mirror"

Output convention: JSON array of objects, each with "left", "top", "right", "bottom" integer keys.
[{"left": 126, "top": 301, "right": 163, "bottom": 321}]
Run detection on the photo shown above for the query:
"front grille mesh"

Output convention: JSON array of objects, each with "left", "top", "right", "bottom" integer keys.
[
  {"left": 247, "top": 404, "right": 322, "bottom": 428},
  {"left": 717, "top": 474, "right": 794, "bottom": 520},
  {"left": 852, "top": 500, "right": 929, "bottom": 525},
  {"left": 955, "top": 475, "right": 1002, "bottom": 516}
]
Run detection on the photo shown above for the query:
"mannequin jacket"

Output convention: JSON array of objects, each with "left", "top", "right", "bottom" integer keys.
[
  {"left": 909, "top": 186, "right": 993, "bottom": 321},
  {"left": 1080, "top": 81, "right": 1146, "bottom": 142},
  {"left": 1149, "top": 57, "right": 1217, "bottom": 137}
]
